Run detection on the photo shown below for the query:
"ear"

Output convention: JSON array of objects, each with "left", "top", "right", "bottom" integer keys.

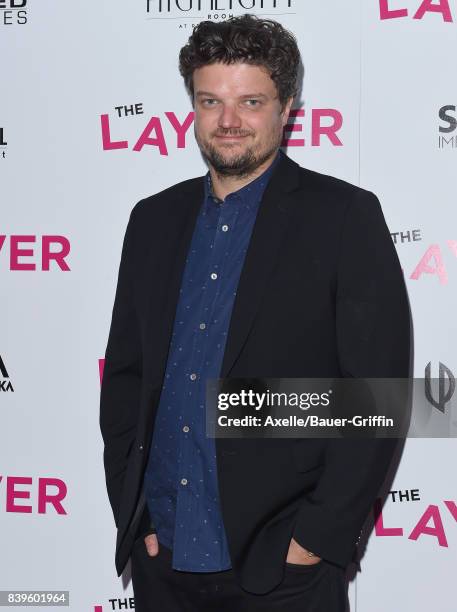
[{"left": 280, "top": 96, "right": 294, "bottom": 126}]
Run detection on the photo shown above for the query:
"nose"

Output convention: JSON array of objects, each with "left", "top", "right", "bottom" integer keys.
[{"left": 218, "top": 103, "right": 242, "bottom": 130}]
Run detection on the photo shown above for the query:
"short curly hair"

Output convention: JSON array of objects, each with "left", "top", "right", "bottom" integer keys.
[{"left": 179, "top": 14, "right": 301, "bottom": 109}]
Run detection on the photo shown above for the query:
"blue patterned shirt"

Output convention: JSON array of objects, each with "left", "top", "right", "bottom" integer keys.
[{"left": 143, "top": 150, "right": 282, "bottom": 571}]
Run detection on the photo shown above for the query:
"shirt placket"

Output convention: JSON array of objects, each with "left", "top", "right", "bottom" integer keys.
[{"left": 173, "top": 195, "right": 241, "bottom": 565}]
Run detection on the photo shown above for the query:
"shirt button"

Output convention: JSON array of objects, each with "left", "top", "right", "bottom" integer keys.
[
  {"left": 138, "top": 444, "right": 143, "bottom": 451},
  {"left": 183, "top": 425, "right": 190, "bottom": 433},
  {"left": 210, "top": 272, "right": 217, "bottom": 280},
  {"left": 199, "top": 323, "right": 206, "bottom": 330},
  {"left": 190, "top": 373, "right": 197, "bottom": 380},
  {"left": 181, "top": 478, "right": 188, "bottom": 486},
  {"left": 222, "top": 224, "right": 229, "bottom": 232}
]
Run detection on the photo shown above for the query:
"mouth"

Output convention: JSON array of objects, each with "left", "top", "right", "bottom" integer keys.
[{"left": 214, "top": 134, "right": 249, "bottom": 141}]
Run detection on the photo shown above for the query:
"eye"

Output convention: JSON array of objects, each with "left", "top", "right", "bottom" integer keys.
[
  {"left": 245, "top": 99, "right": 261, "bottom": 107},
  {"left": 202, "top": 98, "right": 218, "bottom": 106}
]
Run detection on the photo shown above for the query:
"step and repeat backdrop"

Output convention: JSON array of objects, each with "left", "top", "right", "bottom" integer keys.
[{"left": 1, "top": 1, "right": 456, "bottom": 611}]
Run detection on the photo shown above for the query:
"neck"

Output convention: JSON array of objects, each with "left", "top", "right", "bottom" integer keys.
[{"left": 208, "top": 149, "right": 279, "bottom": 201}]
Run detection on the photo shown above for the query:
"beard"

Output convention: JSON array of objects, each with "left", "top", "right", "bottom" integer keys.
[{"left": 196, "top": 127, "right": 281, "bottom": 179}]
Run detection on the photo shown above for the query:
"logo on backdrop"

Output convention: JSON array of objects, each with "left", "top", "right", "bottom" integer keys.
[
  {"left": 396, "top": 238, "right": 457, "bottom": 286},
  {"left": 0, "top": 0, "right": 27, "bottom": 25},
  {"left": 0, "top": 476, "right": 67, "bottom": 514},
  {"left": 92, "top": 600, "right": 135, "bottom": 612},
  {"left": 379, "top": 0, "right": 454, "bottom": 22},
  {"left": 438, "top": 105, "right": 456, "bottom": 149},
  {"left": 100, "top": 103, "right": 343, "bottom": 154},
  {"left": 390, "top": 228, "right": 422, "bottom": 245},
  {"left": 373, "top": 490, "right": 457, "bottom": 549},
  {"left": 0, "top": 235, "right": 71, "bottom": 271},
  {"left": 0, "top": 354, "right": 14, "bottom": 392},
  {"left": 146, "top": 0, "right": 294, "bottom": 24},
  {"left": 98, "top": 358, "right": 105, "bottom": 384},
  {"left": 425, "top": 362, "right": 455, "bottom": 413}
]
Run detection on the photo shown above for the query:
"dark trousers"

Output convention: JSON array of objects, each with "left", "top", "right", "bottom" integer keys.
[{"left": 130, "top": 538, "right": 348, "bottom": 612}]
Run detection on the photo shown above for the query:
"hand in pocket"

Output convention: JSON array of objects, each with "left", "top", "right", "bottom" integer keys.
[
  {"left": 144, "top": 533, "right": 159, "bottom": 557},
  {"left": 286, "top": 537, "right": 322, "bottom": 565}
]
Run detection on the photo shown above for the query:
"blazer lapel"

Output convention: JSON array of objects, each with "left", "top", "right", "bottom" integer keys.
[
  {"left": 219, "top": 152, "right": 301, "bottom": 378},
  {"left": 143, "top": 178, "right": 204, "bottom": 392}
]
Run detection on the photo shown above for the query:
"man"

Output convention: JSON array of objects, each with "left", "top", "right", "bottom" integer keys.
[{"left": 100, "top": 14, "right": 410, "bottom": 612}]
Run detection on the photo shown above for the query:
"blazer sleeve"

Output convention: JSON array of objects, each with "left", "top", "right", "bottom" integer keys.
[
  {"left": 291, "top": 189, "right": 411, "bottom": 568},
  {"left": 99, "top": 203, "right": 143, "bottom": 529}
]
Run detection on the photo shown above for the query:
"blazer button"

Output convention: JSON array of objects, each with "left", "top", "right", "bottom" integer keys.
[{"left": 138, "top": 444, "right": 144, "bottom": 451}]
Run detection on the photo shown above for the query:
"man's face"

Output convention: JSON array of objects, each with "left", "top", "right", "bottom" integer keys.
[{"left": 192, "top": 62, "right": 293, "bottom": 177}]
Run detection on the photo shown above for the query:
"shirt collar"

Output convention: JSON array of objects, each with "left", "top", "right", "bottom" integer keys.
[{"left": 204, "top": 148, "right": 282, "bottom": 205}]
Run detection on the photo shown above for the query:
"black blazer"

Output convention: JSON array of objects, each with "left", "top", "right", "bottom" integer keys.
[{"left": 99, "top": 151, "right": 410, "bottom": 595}]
